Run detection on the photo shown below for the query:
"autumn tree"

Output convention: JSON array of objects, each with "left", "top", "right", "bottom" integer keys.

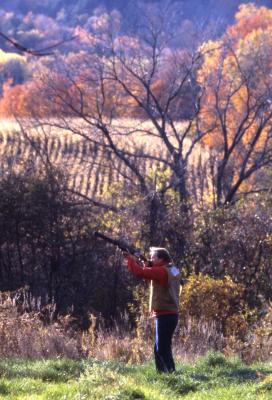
[
  {"left": 198, "top": 4, "right": 272, "bottom": 207},
  {"left": 22, "top": 5, "right": 210, "bottom": 254}
]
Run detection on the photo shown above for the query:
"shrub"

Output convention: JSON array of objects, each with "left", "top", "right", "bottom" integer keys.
[
  {"left": 201, "top": 351, "right": 229, "bottom": 367},
  {"left": 180, "top": 273, "right": 250, "bottom": 337},
  {"left": 191, "top": 201, "right": 272, "bottom": 308},
  {"left": 229, "top": 303, "right": 272, "bottom": 363}
]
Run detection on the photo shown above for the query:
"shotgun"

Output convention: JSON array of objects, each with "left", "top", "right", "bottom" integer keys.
[{"left": 94, "top": 231, "right": 147, "bottom": 261}]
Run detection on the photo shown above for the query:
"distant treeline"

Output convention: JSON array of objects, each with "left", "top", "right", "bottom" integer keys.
[
  {"left": 1, "top": 0, "right": 271, "bottom": 22},
  {"left": 0, "top": 0, "right": 270, "bottom": 56}
]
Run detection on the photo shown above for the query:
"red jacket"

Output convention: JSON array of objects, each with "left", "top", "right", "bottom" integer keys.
[{"left": 126, "top": 254, "right": 178, "bottom": 316}]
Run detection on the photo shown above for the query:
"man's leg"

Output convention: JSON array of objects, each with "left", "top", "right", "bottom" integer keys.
[
  {"left": 154, "top": 317, "right": 168, "bottom": 372},
  {"left": 154, "top": 314, "right": 178, "bottom": 373}
]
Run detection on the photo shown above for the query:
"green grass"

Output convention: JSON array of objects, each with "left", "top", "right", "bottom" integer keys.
[{"left": 0, "top": 353, "right": 271, "bottom": 399}]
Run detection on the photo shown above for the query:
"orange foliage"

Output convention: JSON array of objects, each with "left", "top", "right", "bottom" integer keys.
[
  {"left": 197, "top": 3, "right": 272, "bottom": 201},
  {"left": 227, "top": 4, "right": 272, "bottom": 42},
  {"left": 198, "top": 3, "right": 272, "bottom": 151},
  {"left": 0, "top": 81, "right": 32, "bottom": 118},
  {"left": 0, "top": 78, "right": 54, "bottom": 119}
]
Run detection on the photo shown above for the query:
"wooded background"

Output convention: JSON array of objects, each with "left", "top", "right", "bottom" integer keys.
[{"left": 0, "top": 2, "right": 271, "bottom": 340}]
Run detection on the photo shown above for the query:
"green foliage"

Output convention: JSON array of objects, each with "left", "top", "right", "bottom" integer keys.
[
  {"left": 159, "top": 373, "right": 199, "bottom": 395},
  {"left": 109, "top": 388, "right": 146, "bottom": 399},
  {"left": 200, "top": 351, "right": 230, "bottom": 368},
  {"left": 0, "top": 356, "right": 271, "bottom": 399},
  {"left": 256, "top": 375, "right": 272, "bottom": 393},
  {"left": 0, "top": 358, "right": 85, "bottom": 381}
]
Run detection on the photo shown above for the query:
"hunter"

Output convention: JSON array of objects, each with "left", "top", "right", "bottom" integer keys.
[{"left": 124, "top": 247, "right": 180, "bottom": 373}]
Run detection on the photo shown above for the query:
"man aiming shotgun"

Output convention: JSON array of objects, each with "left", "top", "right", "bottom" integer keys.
[{"left": 95, "top": 232, "right": 180, "bottom": 373}]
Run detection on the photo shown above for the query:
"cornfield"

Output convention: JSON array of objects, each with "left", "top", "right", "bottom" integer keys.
[{"left": 0, "top": 118, "right": 210, "bottom": 200}]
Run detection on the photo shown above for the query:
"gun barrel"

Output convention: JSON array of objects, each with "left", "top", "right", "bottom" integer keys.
[{"left": 94, "top": 231, "right": 147, "bottom": 261}]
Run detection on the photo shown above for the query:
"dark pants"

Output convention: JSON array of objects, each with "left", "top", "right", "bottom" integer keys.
[{"left": 154, "top": 314, "right": 178, "bottom": 373}]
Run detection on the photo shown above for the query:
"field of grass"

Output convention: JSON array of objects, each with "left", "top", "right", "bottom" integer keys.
[{"left": 0, "top": 353, "right": 271, "bottom": 399}]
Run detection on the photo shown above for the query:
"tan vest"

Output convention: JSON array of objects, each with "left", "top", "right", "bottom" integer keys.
[{"left": 149, "top": 266, "right": 181, "bottom": 312}]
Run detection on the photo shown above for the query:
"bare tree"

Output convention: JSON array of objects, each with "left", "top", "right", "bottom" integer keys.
[{"left": 34, "top": 6, "right": 208, "bottom": 214}]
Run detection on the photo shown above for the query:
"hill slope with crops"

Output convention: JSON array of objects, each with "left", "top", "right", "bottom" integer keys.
[{"left": 0, "top": 119, "right": 208, "bottom": 200}]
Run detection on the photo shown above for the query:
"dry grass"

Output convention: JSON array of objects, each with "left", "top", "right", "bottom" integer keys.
[
  {"left": 78, "top": 313, "right": 226, "bottom": 364},
  {"left": 1, "top": 290, "right": 270, "bottom": 364},
  {"left": 0, "top": 293, "right": 82, "bottom": 359},
  {"left": 225, "top": 304, "right": 272, "bottom": 364},
  {"left": 0, "top": 293, "right": 223, "bottom": 362}
]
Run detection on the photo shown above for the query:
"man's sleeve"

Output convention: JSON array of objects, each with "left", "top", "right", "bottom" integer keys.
[{"left": 126, "top": 255, "right": 168, "bottom": 285}]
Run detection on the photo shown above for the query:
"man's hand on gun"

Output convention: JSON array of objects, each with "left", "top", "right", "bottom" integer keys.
[{"left": 122, "top": 249, "right": 141, "bottom": 262}]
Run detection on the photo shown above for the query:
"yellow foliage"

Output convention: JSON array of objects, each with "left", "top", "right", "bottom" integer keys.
[{"left": 180, "top": 274, "right": 249, "bottom": 337}]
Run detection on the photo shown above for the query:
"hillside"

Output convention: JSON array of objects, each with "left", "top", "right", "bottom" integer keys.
[{"left": 0, "top": 0, "right": 271, "bottom": 56}]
